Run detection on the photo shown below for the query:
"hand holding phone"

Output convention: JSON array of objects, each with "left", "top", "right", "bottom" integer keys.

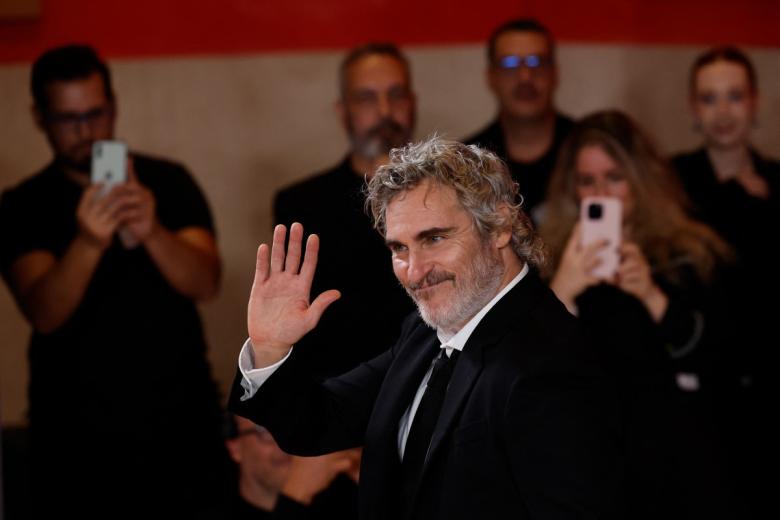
[
  {"left": 91, "top": 140, "right": 141, "bottom": 248},
  {"left": 580, "top": 196, "right": 622, "bottom": 280},
  {"left": 91, "top": 140, "right": 127, "bottom": 196}
]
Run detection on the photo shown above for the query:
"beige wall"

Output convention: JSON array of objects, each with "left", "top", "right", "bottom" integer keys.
[{"left": 1, "top": 43, "right": 778, "bottom": 425}]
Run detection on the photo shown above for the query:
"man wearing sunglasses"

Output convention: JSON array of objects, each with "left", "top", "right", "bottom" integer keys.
[
  {"left": 0, "top": 45, "right": 228, "bottom": 516},
  {"left": 466, "top": 18, "right": 574, "bottom": 222}
]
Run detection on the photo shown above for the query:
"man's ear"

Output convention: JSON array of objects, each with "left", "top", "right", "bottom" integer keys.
[
  {"left": 494, "top": 203, "right": 513, "bottom": 249},
  {"left": 486, "top": 65, "right": 499, "bottom": 96},
  {"left": 335, "top": 98, "right": 348, "bottom": 133},
  {"left": 32, "top": 105, "right": 45, "bottom": 131}
]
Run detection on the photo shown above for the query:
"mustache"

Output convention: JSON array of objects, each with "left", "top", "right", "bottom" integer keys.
[
  {"left": 512, "top": 82, "right": 540, "bottom": 100},
  {"left": 366, "top": 117, "right": 406, "bottom": 140},
  {"left": 408, "top": 269, "right": 455, "bottom": 292}
]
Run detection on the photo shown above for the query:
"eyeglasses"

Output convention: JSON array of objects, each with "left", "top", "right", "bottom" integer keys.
[
  {"left": 494, "top": 54, "right": 551, "bottom": 71},
  {"left": 43, "top": 105, "right": 114, "bottom": 132}
]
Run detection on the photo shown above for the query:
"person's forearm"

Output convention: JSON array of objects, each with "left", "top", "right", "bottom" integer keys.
[
  {"left": 642, "top": 285, "right": 669, "bottom": 323},
  {"left": 142, "top": 224, "right": 220, "bottom": 300},
  {"left": 21, "top": 235, "right": 104, "bottom": 333}
]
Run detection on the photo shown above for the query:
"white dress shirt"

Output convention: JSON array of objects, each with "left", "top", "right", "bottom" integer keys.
[{"left": 237, "top": 264, "right": 529, "bottom": 458}]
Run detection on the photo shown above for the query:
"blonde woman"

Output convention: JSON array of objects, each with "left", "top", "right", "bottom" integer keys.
[{"left": 540, "top": 110, "right": 739, "bottom": 518}]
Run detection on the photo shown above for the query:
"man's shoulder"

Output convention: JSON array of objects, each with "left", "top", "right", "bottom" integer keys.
[
  {"left": 132, "top": 153, "right": 191, "bottom": 179},
  {"left": 274, "top": 159, "right": 354, "bottom": 214},
  {"left": 131, "top": 153, "right": 205, "bottom": 197},
  {"left": 555, "top": 112, "right": 576, "bottom": 134},
  {"left": 489, "top": 272, "right": 582, "bottom": 360},
  {"left": 463, "top": 119, "right": 502, "bottom": 149},
  {"left": 278, "top": 161, "right": 350, "bottom": 196},
  {"left": 1, "top": 163, "right": 60, "bottom": 207}
]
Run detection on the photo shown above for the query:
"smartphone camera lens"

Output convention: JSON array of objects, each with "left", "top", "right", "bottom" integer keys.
[{"left": 588, "top": 203, "right": 603, "bottom": 220}]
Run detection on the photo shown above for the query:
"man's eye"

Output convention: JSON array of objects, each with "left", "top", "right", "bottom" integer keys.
[
  {"left": 698, "top": 93, "right": 716, "bottom": 105},
  {"left": 728, "top": 90, "right": 745, "bottom": 103},
  {"left": 388, "top": 88, "right": 411, "bottom": 102},
  {"left": 352, "top": 92, "right": 377, "bottom": 104}
]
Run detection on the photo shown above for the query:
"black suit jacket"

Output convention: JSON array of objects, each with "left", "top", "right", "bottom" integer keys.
[{"left": 229, "top": 272, "right": 621, "bottom": 519}]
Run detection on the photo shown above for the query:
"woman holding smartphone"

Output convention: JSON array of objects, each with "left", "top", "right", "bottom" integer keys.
[
  {"left": 539, "top": 110, "right": 738, "bottom": 519},
  {"left": 671, "top": 46, "right": 779, "bottom": 519}
]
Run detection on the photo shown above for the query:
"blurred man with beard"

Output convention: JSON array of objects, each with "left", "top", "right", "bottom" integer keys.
[
  {"left": 466, "top": 19, "right": 574, "bottom": 223},
  {"left": 0, "top": 45, "right": 229, "bottom": 516},
  {"left": 273, "top": 43, "right": 417, "bottom": 378}
]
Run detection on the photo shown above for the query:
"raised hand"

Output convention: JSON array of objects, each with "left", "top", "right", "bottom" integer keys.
[
  {"left": 247, "top": 223, "right": 341, "bottom": 366},
  {"left": 550, "top": 223, "right": 608, "bottom": 314}
]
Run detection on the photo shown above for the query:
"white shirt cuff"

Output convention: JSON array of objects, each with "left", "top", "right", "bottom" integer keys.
[{"left": 238, "top": 338, "right": 293, "bottom": 401}]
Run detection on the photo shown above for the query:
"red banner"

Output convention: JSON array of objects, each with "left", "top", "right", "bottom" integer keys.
[{"left": 1, "top": 0, "right": 776, "bottom": 63}]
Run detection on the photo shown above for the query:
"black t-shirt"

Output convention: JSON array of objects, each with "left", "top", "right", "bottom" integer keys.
[
  {"left": 0, "top": 154, "right": 221, "bottom": 435},
  {"left": 273, "top": 158, "right": 415, "bottom": 378},
  {"left": 464, "top": 113, "right": 574, "bottom": 222}
]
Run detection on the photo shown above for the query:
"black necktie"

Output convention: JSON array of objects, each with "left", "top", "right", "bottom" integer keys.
[{"left": 399, "top": 348, "right": 460, "bottom": 516}]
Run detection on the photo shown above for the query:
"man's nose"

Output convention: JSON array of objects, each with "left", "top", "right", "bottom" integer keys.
[
  {"left": 514, "top": 65, "right": 534, "bottom": 82},
  {"left": 73, "top": 118, "right": 93, "bottom": 140},
  {"left": 376, "top": 94, "right": 392, "bottom": 118},
  {"left": 406, "top": 249, "right": 431, "bottom": 285}
]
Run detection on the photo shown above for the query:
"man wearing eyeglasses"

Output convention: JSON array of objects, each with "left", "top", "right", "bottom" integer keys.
[
  {"left": 273, "top": 43, "right": 417, "bottom": 379},
  {"left": 0, "top": 45, "right": 229, "bottom": 516},
  {"left": 466, "top": 18, "right": 574, "bottom": 222}
]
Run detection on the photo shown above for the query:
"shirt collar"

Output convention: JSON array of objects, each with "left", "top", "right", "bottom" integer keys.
[{"left": 438, "top": 263, "right": 529, "bottom": 354}]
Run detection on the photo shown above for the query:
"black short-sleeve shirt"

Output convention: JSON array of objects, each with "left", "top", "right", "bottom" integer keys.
[{"left": 0, "top": 154, "right": 219, "bottom": 433}]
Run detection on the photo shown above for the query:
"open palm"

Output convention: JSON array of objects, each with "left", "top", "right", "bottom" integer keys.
[{"left": 248, "top": 223, "right": 340, "bottom": 358}]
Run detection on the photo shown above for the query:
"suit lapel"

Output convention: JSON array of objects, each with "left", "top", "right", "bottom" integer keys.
[
  {"left": 421, "top": 272, "right": 545, "bottom": 475},
  {"left": 361, "top": 321, "right": 440, "bottom": 519},
  {"left": 424, "top": 337, "right": 484, "bottom": 467}
]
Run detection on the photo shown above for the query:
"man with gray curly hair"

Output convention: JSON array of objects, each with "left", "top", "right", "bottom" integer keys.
[
  {"left": 230, "top": 137, "right": 621, "bottom": 519},
  {"left": 367, "top": 137, "right": 546, "bottom": 339}
]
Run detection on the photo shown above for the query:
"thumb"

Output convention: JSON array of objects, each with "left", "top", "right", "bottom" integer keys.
[
  {"left": 333, "top": 457, "right": 353, "bottom": 475},
  {"left": 306, "top": 289, "right": 341, "bottom": 326}
]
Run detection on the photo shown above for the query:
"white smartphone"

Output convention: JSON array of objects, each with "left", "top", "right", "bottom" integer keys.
[
  {"left": 580, "top": 196, "right": 622, "bottom": 279},
  {"left": 91, "top": 140, "right": 127, "bottom": 195}
]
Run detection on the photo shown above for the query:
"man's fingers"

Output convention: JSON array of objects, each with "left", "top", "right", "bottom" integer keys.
[
  {"left": 285, "top": 222, "right": 304, "bottom": 274},
  {"left": 255, "top": 243, "right": 270, "bottom": 283},
  {"left": 300, "top": 233, "right": 320, "bottom": 282},
  {"left": 270, "top": 224, "right": 287, "bottom": 273}
]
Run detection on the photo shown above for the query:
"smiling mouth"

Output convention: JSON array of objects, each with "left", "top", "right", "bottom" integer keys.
[
  {"left": 408, "top": 269, "right": 456, "bottom": 297},
  {"left": 414, "top": 280, "right": 446, "bottom": 293}
]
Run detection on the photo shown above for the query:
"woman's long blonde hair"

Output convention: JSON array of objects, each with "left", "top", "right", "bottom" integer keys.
[{"left": 540, "top": 110, "right": 731, "bottom": 283}]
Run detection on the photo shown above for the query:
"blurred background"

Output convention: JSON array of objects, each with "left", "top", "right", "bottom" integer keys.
[{"left": 1, "top": 0, "right": 778, "bottom": 428}]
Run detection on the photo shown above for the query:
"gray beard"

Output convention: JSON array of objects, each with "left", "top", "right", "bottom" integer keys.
[{"left": 409, "top": 246, "right": 505, "bottom": 338}]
